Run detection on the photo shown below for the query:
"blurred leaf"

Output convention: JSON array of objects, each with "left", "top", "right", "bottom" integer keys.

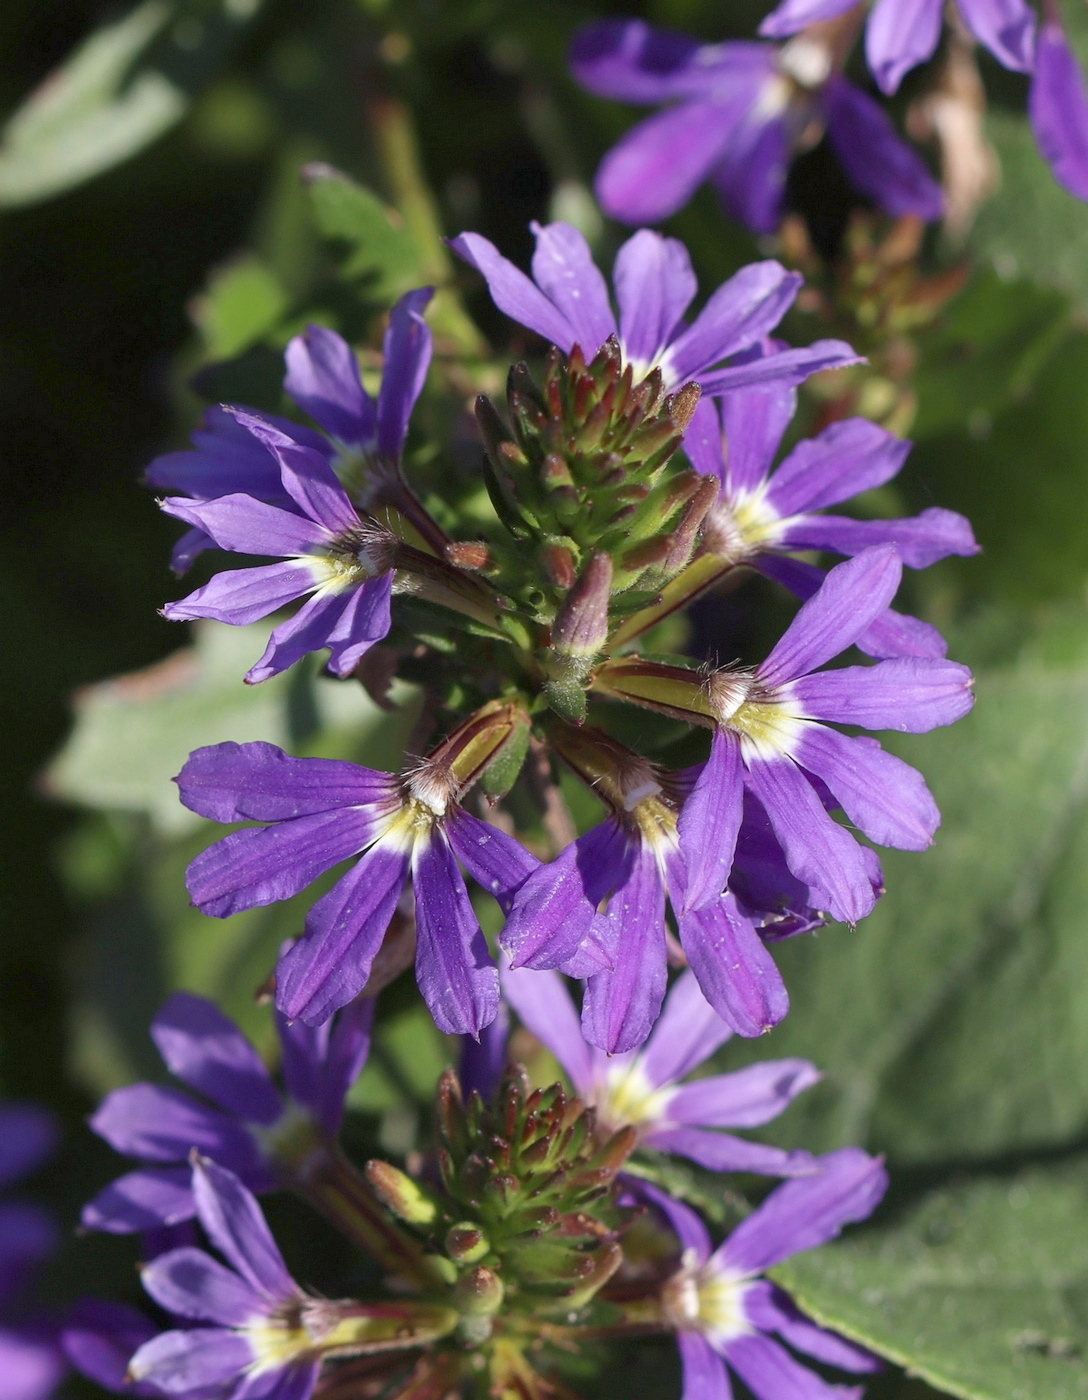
[
  {"left": 774, "top": 1155, "right": 1088, "bottom": 1400},
  {"left": 192, "top": 252, "right": 288, "bottom": 357},
  {"left": 304, "top": 162, "right": 425, "bottom": 301},
  {"left": 0, "top": 0, "right": 267, "bottom": 207},
  {"left": 44, "top": 620, "right": 418, "bottom": 835},
  {"left": 725, "top": 617, "right": 1088, "bottom": 1165}
]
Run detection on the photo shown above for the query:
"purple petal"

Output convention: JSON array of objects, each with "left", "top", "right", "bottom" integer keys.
[
  {"left": 743, "top": 1280, "right": 882, "bottom": 1372},
  {"left": 63, "top": 1299, "right": 159, "bottom": 1394},
  {"left": 795, "top": 727, "right": 939, "bottom": 851},
  {"left": 284, "top": 324, "right": 375, "bottom": 446},
  {"left": 639, "top": 968, "right": 734, "bottom": 1088},
  {"left": 130, "top": 1327, "right": 253, "bottom": 1391},
  {"left": 141, "top": 1246, "right": 266, "bottom": 1325},
  {"left": 665, "top": 1058, "right": 820, "bottom": 1129},
  {"left": 782, "top": 506, "right": 978, "bottom": 568},
  {"left": 646, "top": 1126, "right": 816, "bottom": 1177},
  {"left": 449, "top": 232, "right": 576, "bottom": 349},
  {"left": 459, "top": 1002, "right": 509, "bottom": 1101},
  {"left": 719, "top": 1146, "right": 887, "bottom": 1274},
  {"left": 0, "top": 1104, "right": 58, "bottom": 1190},
  {"left": 824, "top": 77, "right": 944, "bottom": 220},
  {"left": 0, "top": 1203, "right": 59, "bottom": 1299},
  {"left": 529, "top": 222, "right": 616, "bottom": 357},
  {"left": 1029, "top": 16, "right": 1088, "bottom": 202},
  {"left": 228, "top": 411, "right": 357, "bottom": 535},
  {"left": 571, "top": 20, "right": 767, "bottom": 103},
  {"left": 710, "top": 104, "right": 791, "bottom": 235},
  {"left": 679, "top": 727, "right": 744, "bottom": 912},
  {"left": 321, "top": 573, "right": 393, "bottom": 679},
  {"left": 725, "top": 1331, "right": 863, "bottom": 1400},
  {"left": 0, "top": 1330, "right": 64, "bottom": 1400},
  {"left": 730, "top": 789, "right": 825, "bottom": 937},
  {"left": 444, "top": 808, "right": 539, "bottom": 914},
  {"left": 160, "top": 494, "right": 328, "bottom": 557},
  {"left": 244, "top": 587, "right": 354, "bottom": 685},
  {"left": 759, "top": 0, "right": 856, "bottom": 37},
  {"left": 316, "top": 996, "right": 376, "bottom": 1136},
  {"left": 150, "top": 993, "right": 280, "bottom": 1126},
  {"left": 192, "top": 1158, "right": 295, "bottom": 1301},
  {"left": 614, "top": 230, "right": 697, "bottom": 369},
  {"left": 412, "top": 830, "right": 499, "bottom": 1037},
  {"left": 697, "top": 340, "right": 862, "bottom": 396},
  {"left": 185, "top": 807, "right": 382, "bottom": 918},
  {"left": 630, "top": 1178, "right": 713, "bottom": 1262},
  {"left": 865, "top": 0, "right": 943, "bottom": 94},
  {"left": 679, "top": 1331, "right": 733, "bottom": 1400},
  {"left": 500, "top": 965, "right": 593, "bottom": 1092},
  {"left": 581, "top": 846, "right": 669, "bottom": 1053},
  {"left": 275, "top": 838, "right": 411, "bottom": 1025},
  {"left": 595, "top": 100, "right": 745, "bottom": 228},
  {"left": 791, "top": 658, "right": 973, "bottom": 731},
  {"left": 719, "top": 382, "right": 796, "bottom": 494},
  {"left": 377, "top": 287, "right": 434, "bottom": 460},
  {"left": 759, "top": 546, "right": 903, "bottom": 688},
  {"left": 89, "top": 1085, "right": 265, "bottom": 1172},
  {"left": 767, "top": 418, "right": 911, "bottom": 519},
  {"left": 679, "top": 895, "right": 789, "bottom": 1037},
  {"left": 81, "top": 1167, "right": 196, "bottom": 1234},
  {"left": 666, "top": 262, "right": 802, "bottom": 385},
  {"left": 163, "top": 560, "right": 320, "bottom": 627},
  {"left": 958, "top": 0, "right": 1035, "bottom": 69},
  {"left": 744, "top": 758, "right": 879, "bottom": 924},
  {"left": 555, "top": 915, "right": 617, "bottom": 977},
  {"left": 176, "top": 741, "right": 396, "bottom": 823},
  {"left": 170, "top": 525, "right": 214, "bottom": 574},
  {"left": 252, "top": 1362, "right": 321, "bottom": 1400}
]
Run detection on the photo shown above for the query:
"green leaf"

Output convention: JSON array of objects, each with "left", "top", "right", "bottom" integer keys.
[
  {"left": 773, "top": 1155, "right": 1088, "bottom": 1400},
  {"left": 304, "top": 162, "right": 425, "bottom": 301},
  {"left": 44, "top": 620, "right": 418, "bottom": 835},
  {"left": 0, "top": 0, "right": 266, "bottom": 207},
  {"left": 724, "top": 623, "right": 1088, "bottom": 1166},
  {"left": 191, "top": 253, "right": 289, "bottom": 358}
]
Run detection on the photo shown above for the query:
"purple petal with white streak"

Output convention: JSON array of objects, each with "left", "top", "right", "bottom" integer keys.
[
  {"left": 151, "top": 992, "right": 281, "bottom": 1125},
  {"left": 743, "top": 1280, "right": 882, "bottom": 1372},
  {"left": 865, "top": 0, "right": 942, "bottom": 95},
  {"left": 666, "top": 262, "right": 802, "bottom": 384},
  {"left": 614, "top": 230, "right": 697, "bottom": 368},
  {"left": 759, "top": 546, "right": 902, "bottom": 688},
  {"left": 795, "top": 727, "right": 939, "bottom": 850},
  {"left": 767, "top": 418, "right": 910, "bottom": 518},
  {"left": 782, "top": 506, "right": 978, "bottom": 567},
  {"left": 647, "top": 1125, "right": 816, "bottom": 1176},
  {"left": 377, "top": 287, "right": 434, "bottom": 460},
  {"left": 530, "top": 222, "right": 616, "bottom": 356},
  {"left": 791, "top": 657, "right": 973, "bottom": 731},
  {"left": 89, "top": 1086, "right": 265, "bottom": 1172},
  {"left": 719, "top": 1146, "right": 887, "bottom": 1274},
  {"left": 665, "top": 1058, "right": 820, "bottom": 1128},
  {"left": 186, "top": 806, "right": 382, "bottom": 918},
  {"left": 130, "top": 1328, "right": 254, "bottom": 1391},
  {"left": 759, "top": 0, "right": 856, "bottom": 37},
  {"left": 679, "top": 895, "right": 788, "bottom": 1037},
  {"left": 824, "top": 77, "right": 944, "bottom": 219},
  {"left": 141, "top": 1246, "right": 266, "bottom": 1325},
  {"left": 679, "top": 727, "right": 744, "bottom": 912},
  {"left": 275, "top": 839, "right": 411, "bottom": 1025},
  {"left": 448, "top": 232, "right": 575, "bottom": 350},
  {"left": 160, "top": 494, "right": 327, "bottom": 558},
  {"left": 500, "top": 965, "right": 593, "bottom": 1092},
  {"left": 724, "top": 1331, "right": 863, "bottom": 1400},
  {"left": 412, "top": 831, "right": 499, "bottom": 1036},
  {"left": 192, "top": 1157, "right": 296, "bottom": 1301},
  {"left": 163, "top": 561, "right": 320, "bottom": 627},
  {"left": 284, "top": 324, "right": 374, "bottom": 446},
  {"left": 679, "top": 1331, "right": 733, "bottom": 1400},
  {"left": 581, "top": 846, "right": 668, "bottom": 1053},
  {"left": 82, "top": 1166, "right": 197, "bottom": 1233},
  {"left": 1030, "top": 16, "right": 1088, "bottom": 202},
  {"left": 176, "top": 741, "right": 395, "bottom": 823},
  {"left": 638, "top": 968, "right": 733, "bottom": 1088}
]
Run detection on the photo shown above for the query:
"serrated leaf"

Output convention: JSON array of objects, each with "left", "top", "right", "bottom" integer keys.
[
  {"left": 192, "top": 254, "right": 288, "bottom": 358},
  {"left": 773, "top": 1156, "right": 1088, "bottom": 1400},
  {"left": 304, "top": 162, "right": 425, "bottom": 300},
  {"left": 0, "top": 0, "right": 265, "bottom": 207}
]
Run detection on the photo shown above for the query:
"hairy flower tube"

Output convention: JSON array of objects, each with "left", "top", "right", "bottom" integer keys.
[
  {"left": 570, "top": 18, "right": 943, "bottom": 232},
  {"left": 451, "top": 221, "right": 860, "bottom": 393},
  {"left": 503, "top": 965, "right": 820, "bottom": 1175}
]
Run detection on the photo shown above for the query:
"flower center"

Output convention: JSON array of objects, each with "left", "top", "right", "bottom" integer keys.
[{"left": 592, "top": 1059, "right": 674, "bottom": 1134}]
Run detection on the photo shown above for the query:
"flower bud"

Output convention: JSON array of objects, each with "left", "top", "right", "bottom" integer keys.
[
  {"left": 446, "top": 1223, "right": 490, "bottom": 1263},
  {"left": 364, "top": 1160, "right": 438, "bottom": 1226},
  {"left": 453, "top": 1264, "right": 504, "bottom": 1316}
]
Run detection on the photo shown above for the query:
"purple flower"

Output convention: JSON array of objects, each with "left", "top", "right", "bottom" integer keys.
[
  {"left": 450, "top": 220, "right": 859, "bottom": 395},
  {"left": 63, "top": 1300, "right": 160, "bottom": 1396},
  {"left": 503, "top": 966, "right": 819, "bottom": 1176},
  {"left": 648, "top": 1148, "right": 886, "bottom": 1400},
  {"left": 683, "top": 545, "right": 974, "bottom": 929},
  {"left": 499, "top": 745, "right": 790, "bottom": 1053},
  {"left": 569, "top": 19, "right": 944, "bottom": 233},
  {"left": 82, "top": 989, "right": 373, "bottom": 1235},
  {"left": 177, "top": 741, "right": 538, "bottom": 1036},
  {"left": 687, "top": 383, "right": 977, "bottom": 659},
  {"left": 760, "top": 0, "right": 1035, "bottom": 93},
  {"left": 1029, "top": 7, "right": 1088, "bottom": 203},
  {"left": 127, "top": 1157, "right": 325, "bottom": 1398}
]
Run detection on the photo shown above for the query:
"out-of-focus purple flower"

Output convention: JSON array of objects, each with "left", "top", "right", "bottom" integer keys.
[
  {"left": 647, "top": 1148, "right": 887, "bottom": 1400},
  {"left": 760, "top": 0, "right": 1035, "bottom": 93},
  {"left": 0, "top": 1103, "right": 64, "bottom": 1400},
  {"left": 62, "top": 1300, "right": 160, "bottom": 1396},
  {"left": 687, "top": 382, "right": 977, "bottom": 659},
  {"left": 450, "top": 220, "right": 860, "bottom": 394},
  {"left": 82, "top": 989, "right": 374, "bottom": 1235},
  {"left": 503, "top": 966, "right": 819, "bottom": 1175},
  {"left": 1029, "top": 7, "right": 1088, "bottom": 202},
  {"left": 569, "top": 19, "right": 943, "bottom": 233},
  {"left": 148, "top": 291, "right": 433, "bottom": 576},
  {"left": 499, "top": 746, "right": 789, "bottom": 1053},
  {"left": 177, "top": 741, "right": 537, "bottom": 1036},
  {"left": 128, "top": 1158, "right": 324, "bottom": 1398},
  {"left": 682, "top": 546, "right": 973, "bottom": 929}
]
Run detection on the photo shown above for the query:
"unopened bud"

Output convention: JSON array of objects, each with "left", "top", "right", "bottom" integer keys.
[
  {"left": 445, "top": 539, "right": 493, "bottom": 571},
  {"left": 453, "top": 1264, "right": 505, "bottom": 1316},
  {"left": 592, "top": 657, "right": 717, "bottom": 727},
  {"left": 560, "top": 1240, "right": 623, "bottom": 1308},
  {"left": 550, "top": 553, "right": 612, "bottom": 659},
  {"left": 364, "top": 1160, "right": 438, "bottom": 1226},
  {"left": 446, "top": 1223, "right": 490, "bottom": 1263}
]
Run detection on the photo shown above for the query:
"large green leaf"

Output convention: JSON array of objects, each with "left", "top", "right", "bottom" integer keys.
[
  {"left": 0, "top": 0, "right": 266, "bottom": 207},
  {"left": 773, "top": 1155, "right": 1088, "bottom": 1400},
  {"left": 723, "top": 624, "right": 1088, "bottom": 1165}
]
